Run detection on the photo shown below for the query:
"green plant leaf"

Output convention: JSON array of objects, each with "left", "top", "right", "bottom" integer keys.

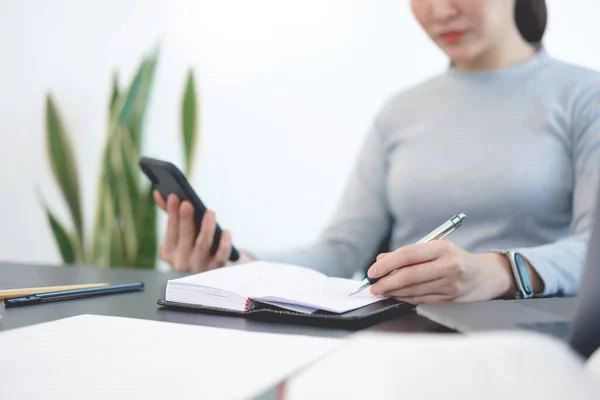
[
  {"left": 109, "top": 71, "right": 120, "bottom": 121},
  {"left": 116, "top": 125, "right": 139, "bottom": 265},
  {"left": 135, "top": 187, "right": 158, "bottom": 268},
  {"left": 121, "top": 123, "right": 140, "bottom": 209},
  {"left": 91, "top": 114, "right": 137, "bottom": 267},
  {"left": 109, "top": 218, "right": 125, "bottom": 267},
  {"left": 182, "top": 69, "right": 198, "bottom": 177},
  {"left": 45, "top": 94, "right": 84, "bottom": 244},
  {"left": 104, "top": 138, "right": 121, "bottom": 219},
  {"left": 103, "top": 134, "right": 126, "bottom": 268},
  {"left": 119, "top": 49, "right": 159, "bottom": 153},
  {"left": 91, "top": 91, "right": 124, "bottom": 267},
  {"left": 45, "top": 207, "right": 77, "bottom": 264},
  {"left": 103, "top": 124, "right": 138, "bottom": 266},
  {"left": 90, "top": 131, "right": 123, "bottom": 267},
  {"left": 89, "top": 169, "right": 113, "bottom": 267}
]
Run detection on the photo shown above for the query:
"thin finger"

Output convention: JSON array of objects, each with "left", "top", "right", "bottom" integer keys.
[
  {"left": 209, "top": 229, "right": 232, "bottom": 270},
  {"left": 376, "top": 252, "right": 390, "bottom": 261},
  {"left": 161, "top": 194, "right": 180, "bottom": 262},
  {"left": 174, "top": 201, "right": 196, "bottom": 271},
  {"left": 370, "top": 260, "right": 447, "bottom": 295},
  {"left": 196, "top": 210, "right": 217, "bottom": 259},
  {"left": 188, "top": 236, "right": 209, "bottom": 274},
  {"left": 153, "top": 190, "right": 167, "bottom": 210},
  {"left": 368, "top": 242, "right": 446, "bottom": 278}
]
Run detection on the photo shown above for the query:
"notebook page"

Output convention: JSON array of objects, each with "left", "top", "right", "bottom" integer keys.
[
  {"left": 168, "top": 261, "right": 327, "bottom": 298},
  {"left": 257, "top": 277, "right": 385, "bottom": 313}
]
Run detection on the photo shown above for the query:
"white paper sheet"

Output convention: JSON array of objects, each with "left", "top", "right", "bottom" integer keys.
[
  {"left": 285, "top": 331, "right": 600, "bottom": 400},
  {"left": 0, "top": 315, "right": 342, "bottom": 400}
]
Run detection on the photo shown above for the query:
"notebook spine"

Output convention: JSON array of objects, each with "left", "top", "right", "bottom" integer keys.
[{"left": 244, "top": 297, "right": 252, "bottom": 311}]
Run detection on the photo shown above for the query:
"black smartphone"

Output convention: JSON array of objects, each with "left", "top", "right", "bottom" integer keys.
[{"left": 139, "top": 156, "right": 240, "bottom": 262}]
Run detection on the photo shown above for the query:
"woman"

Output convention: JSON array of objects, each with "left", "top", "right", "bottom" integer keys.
[{"left": 154, "top": 0, "right": 600, "bottom": 304}]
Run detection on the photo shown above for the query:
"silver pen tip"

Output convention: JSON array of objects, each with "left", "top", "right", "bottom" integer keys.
[{"left": 347, "top": 281, "right": 369, "bottom": 297}]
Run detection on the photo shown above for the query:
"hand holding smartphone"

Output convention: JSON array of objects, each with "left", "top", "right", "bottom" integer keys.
[{"left": 139, "top": 157, "right": 240, "bottom": 262}]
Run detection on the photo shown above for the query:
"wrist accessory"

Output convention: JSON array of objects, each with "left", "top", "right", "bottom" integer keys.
[{"left": 492, "top": 250, "right": 535, "bottom": 299}]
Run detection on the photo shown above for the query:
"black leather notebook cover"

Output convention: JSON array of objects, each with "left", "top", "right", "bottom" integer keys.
[{"left": 157, "top": 298, "right": 413, "bottom": 330}]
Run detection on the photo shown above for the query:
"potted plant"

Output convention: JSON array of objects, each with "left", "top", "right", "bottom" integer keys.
[{"left": 42, "top": 50, "right": 198, "bottom": 268}]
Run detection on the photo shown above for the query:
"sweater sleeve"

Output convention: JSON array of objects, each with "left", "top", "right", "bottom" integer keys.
[
  {"left": 255, "top": 111, "right": 393, "bottom": 278},
  {"left": 516, "top": 80, "right": 600, "bottom": 296}
]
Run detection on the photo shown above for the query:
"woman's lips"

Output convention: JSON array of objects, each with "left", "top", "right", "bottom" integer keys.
[{"left": 440, "top": 31, "right": 464, "bottom": 44}]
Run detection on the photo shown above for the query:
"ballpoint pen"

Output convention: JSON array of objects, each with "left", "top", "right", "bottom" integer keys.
[
  {"left": 348, "top": 213, "right": 466, "bottom": 297},
  {"left": 4, "top": 282, "right": 144, "bottom": 307}
]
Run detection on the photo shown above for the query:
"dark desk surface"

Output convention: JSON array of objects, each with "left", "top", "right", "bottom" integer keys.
[{"left": 0, "top": 261, "right": 452, "bottom": 337}]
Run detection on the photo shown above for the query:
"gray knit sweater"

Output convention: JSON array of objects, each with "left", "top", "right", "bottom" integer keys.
[{"left": 258, "top": 49, "right": 600, "bottom": 297}]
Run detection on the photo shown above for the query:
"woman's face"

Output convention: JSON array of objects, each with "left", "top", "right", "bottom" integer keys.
[{"left": 411, "top": 0, "right": 517, "bottom": 66}]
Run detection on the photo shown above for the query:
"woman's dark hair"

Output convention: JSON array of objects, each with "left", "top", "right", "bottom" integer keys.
[{"left": 515, "top": 0, "right": 547, "bottom": 43}]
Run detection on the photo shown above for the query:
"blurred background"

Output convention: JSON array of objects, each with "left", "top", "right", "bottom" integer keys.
[{"left": 1, "top": 0, "right": 599, "bottom": 269}]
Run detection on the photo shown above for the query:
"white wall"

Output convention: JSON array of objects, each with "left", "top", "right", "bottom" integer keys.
[{"left": 1, "top": 0, "right": 599, "bottom": 267}]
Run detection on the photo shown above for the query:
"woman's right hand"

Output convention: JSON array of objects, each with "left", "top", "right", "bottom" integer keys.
[{"left": 154, "top": 191, "right": 239, "bottom": 273}]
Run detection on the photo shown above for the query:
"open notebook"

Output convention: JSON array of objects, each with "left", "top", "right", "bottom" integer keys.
[{"left": 165, "top": 261, "right": 387, "bottom": 314}]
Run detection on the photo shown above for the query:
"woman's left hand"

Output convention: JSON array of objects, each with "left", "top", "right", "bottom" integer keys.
[{"left": 367, "top": 240, "right": 515, "bottom": 304}]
